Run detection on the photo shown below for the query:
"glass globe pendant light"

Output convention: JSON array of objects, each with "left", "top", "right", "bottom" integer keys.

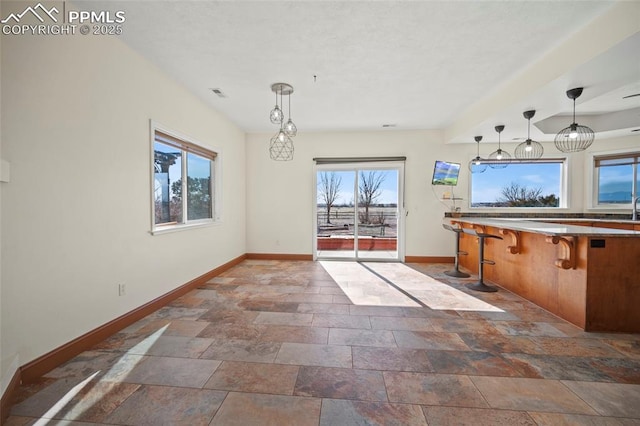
[
  {"left": 554, "top": 87, "right": 595, "bottom": 153},
  {"left": 515, "top": 110, "right": 544, "bottom": 159},
  {"left": 488, "top": 125, "right": 511, "bottom": 169},
  {"left": 269, "top": 90, "right": 284, "bottom": 124},
  {"left": 283, "top": 92, "right": 297, "bottom": 137},
  {"left": 468, "top": 136, "right": 487, "bottom": 174}
]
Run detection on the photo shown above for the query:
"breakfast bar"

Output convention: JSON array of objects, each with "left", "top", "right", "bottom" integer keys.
[{"left": 446, "top": 217, "right": 640, "bottom": 332}]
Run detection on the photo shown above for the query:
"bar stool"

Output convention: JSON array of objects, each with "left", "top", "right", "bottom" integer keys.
[
  {"left": 442, "top": 223, "right": 470, "bottom": 278},
  {"left": 462, "top": 228, "right": 503, "bottom": 292}
]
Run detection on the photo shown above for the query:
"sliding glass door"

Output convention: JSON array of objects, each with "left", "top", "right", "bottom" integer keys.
[{"left": 314, "top": 162, "right": 404, "bottom": 261}]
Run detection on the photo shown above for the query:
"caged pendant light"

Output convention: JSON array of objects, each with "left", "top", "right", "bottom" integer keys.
[
  {"left": 269, "top": 127, "right": 294, "bottom": 161},
  {"left": 468, "top": 136, "right": 487, "bottom": 174},
  {"left": 554, "top": 87, "right": 595, "bottom": 153},
  {"left": 488, "top": 125, "right": 511, "bottom": 169},
  {"left": 268, "top": 83, "right": 297, "bottom": 161},
  {"left": 515, "top": 110, "right": 544, "bottom": 159}
]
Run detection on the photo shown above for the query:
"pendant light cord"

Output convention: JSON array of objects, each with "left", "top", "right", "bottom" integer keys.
[{"left": 280, "top": 90, "right": 284, "bottom": 129}]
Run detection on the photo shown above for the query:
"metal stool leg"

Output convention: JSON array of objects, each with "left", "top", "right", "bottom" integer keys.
[
  {"left": 465, "top": 232, "right": 501, "bottom": 293},
  {"left": 445, "top": 230, "right": 470, "bottom": 278}
]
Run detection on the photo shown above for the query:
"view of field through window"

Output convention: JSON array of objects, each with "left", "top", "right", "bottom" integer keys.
[
  {"left": 470, "top": 162, "right": 562, "bottom": 208},
  {"left": 316, "top": 169, "right": 399, "bottom": 258}
]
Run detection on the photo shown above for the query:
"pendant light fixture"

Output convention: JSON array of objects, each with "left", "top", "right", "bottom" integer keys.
[
  {"left": 269, "top": 90, "right": 284, "bottom": 124},
  {"left": 554, "top": 87, "right": 595, "bottom": 153},
  {"left": 283, "top": 92, "right": 297, "bottom": 137},
  {"left": 514, "top": 110, "right": 544, "bottom": 159},
  {"left": 269, "top": 127, "right": 294, "bottom": 161},
  {"left": 488, "top": 125, "right": 511, "bottom": 169},
  {"left": 468, "top": 136, "right": 487, "bottom": 174},
  {"left": 268, "top": 83, "right": 296, "bottom": 161}
]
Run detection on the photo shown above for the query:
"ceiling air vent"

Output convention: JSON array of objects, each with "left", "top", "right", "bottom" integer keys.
[{"left": 210, "top": 88, "right": 227, "bottom": 98}]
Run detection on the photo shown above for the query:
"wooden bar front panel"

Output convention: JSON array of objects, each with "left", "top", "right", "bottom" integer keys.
[
  {"left": 456, "top": 223, "right": 587, "bottom": 329},
  {"left": 453, "top": 219, "right": 640, "bottom": 332},
  {"left": 586, "top": 237, "right": 640, "bottom": 332}
]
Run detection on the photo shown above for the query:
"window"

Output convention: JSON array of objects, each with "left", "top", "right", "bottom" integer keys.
[
  {"left": 470, "top": 159, "right": 565, "bottom": 208},
  {"left": 593, "top": 151, "right": 639, "bottom": 205},
  {"left": 152, "top": 126, "right": 218, "bottom": 232}
]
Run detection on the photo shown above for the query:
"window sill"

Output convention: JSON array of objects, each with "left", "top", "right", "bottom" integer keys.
[
  {"left": 587, "top": 206, "right": 632, "bottom": 211},
  {"left": 151, "top": 220, "right": 219, "bottom": 236}
]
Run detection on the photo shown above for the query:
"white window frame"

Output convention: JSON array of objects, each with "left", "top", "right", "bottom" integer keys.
[
  {"left": 587, "top": 148, "right": 639, "bottom": 210},
  {"left": 468, "top": 157, "right": 569, "bottom": 210},
  {"left": 312, "top": 159, "right": 406, "bottom": 262},
  {"left": 150, "top": 121, "right": 222, "bottom": 235}
]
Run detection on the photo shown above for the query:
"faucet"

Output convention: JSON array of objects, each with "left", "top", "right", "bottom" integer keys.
[{"left": 633, "top": 196, "right": 640, "bottom": 221}]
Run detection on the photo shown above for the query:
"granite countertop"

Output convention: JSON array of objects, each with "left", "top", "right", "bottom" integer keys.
[
  {"left": 447, "top": 217, "right": 640, "bottom": 237},
  {"left": 444, "top": 212, "right": 636, "bottom": 223},
  {"left": 529, "top": 217, "right": 639, "bottom": 225}
]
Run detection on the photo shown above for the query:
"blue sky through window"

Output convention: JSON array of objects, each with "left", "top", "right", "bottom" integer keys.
[
  {"left": 155, "top": 142, "right": 211, "bottom": 186},
  {"left": 598, "top": 164, "right": 636, "bottom": 203},
  {"left": 471, "top": 162, "right": 562, "bottom": 205},
  {"left": 317, "top": 170, "right": 398, "bottom": 205}
]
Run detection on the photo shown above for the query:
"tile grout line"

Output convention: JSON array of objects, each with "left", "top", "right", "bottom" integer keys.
[{"left": 557, "top": 379, "right": 607, "bottom": 417}]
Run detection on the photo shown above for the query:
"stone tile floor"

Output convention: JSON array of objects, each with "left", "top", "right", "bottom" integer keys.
[{"left": 6, "top": 260, "right": 640, "bottom": 425}]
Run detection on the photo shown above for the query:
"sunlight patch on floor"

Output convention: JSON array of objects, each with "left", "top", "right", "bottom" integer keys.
[
  {"left": 34, "top": 324, "right": 170, "bottom": 423},
  {"left": 320, "top": 261, "right": 503, "bottom": 312},
  {"left": 33, "top": 371, "right": 100, "bottom": 426},
  {"left": 364, "top": 262, "right": 504, "bottom": 312},
  {"left": 320, "top": 260, "right": 420, "bottom": 307}
]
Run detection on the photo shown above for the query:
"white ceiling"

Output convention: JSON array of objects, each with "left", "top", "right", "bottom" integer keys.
[{"left": 104, "top": 1, "right": 639, "bottom": 144}]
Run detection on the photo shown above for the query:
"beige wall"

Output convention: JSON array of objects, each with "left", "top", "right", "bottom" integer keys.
[
  {"left": 0, "top": 34, "right": 246, "bottom": 390},
  {"left": 246, "top": 130, "right": 471, "bottom": 257},
  {"left": 246, "top": 132, "right": 639, "bottom": 257}
]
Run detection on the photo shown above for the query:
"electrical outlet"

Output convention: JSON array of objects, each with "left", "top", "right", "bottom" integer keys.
[{"left": 118, "top": 283, "right": 126, "bottom": 296}]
